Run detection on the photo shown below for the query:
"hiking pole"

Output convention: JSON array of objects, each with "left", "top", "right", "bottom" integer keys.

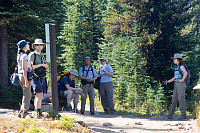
[{"left": 151, "top": 81, "right": 166, "bottom": 116}]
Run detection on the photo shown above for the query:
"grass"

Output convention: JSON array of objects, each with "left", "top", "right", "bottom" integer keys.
[{"left": 0, "top": 115, "right": 91, "bottom": 133}]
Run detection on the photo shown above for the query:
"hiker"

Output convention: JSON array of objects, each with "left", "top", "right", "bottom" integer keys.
[
  {"left": 164, "top": 53, "right": 188, "bottom": 120},
  {"left": 78, "top": 56, "right": 97, "bottom": 115},
  {"left": 98, "top": 57, "right": 116, "bottom": 114},
  {"left": 29, "top": 39, "right": 48, "bottom": 118},
  {"left": 58, "top": 69, "right": 83, "bottom": 112},
  {"left": 17, "top": 40, "right": 32, "bottom": 118}
]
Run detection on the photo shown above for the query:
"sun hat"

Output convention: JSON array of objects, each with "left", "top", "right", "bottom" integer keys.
[
  {"left": 100, "top": 57, "right": 107, "bottom": 61},
  {"left": 32, "top": 39, "right": 46, "bottom": 45},
  {"left": 171, "top": 53, "right": 184, "bottom": 59},
  {"left": 70, "top": 69, "right": 78, "bottom": 77},
  {"left": 83, "top": 56, "right": 91, "bottom": 61},
  {"left": 17, "top": 40, "right": 29, "bottom": 50}
]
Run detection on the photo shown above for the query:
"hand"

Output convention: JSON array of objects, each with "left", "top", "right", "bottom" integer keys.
[
  {"left": 97, "top": 75, "right": 100, "bottom": 78},
  {"left": 163, "top": 80, "right": 168, "bottom": 85},
  {"left": 87, "top": 79, "right": 94, "bottom": 82},
  {"left": 102, "top": 69, "right": 106, "bottom": 72},
  {"left": 43, "top": 64, "right": 48, "bottom": 70},
  {"left": 177, "top": 79, "right": 183, "bottom": 83},
  {"left": 80, "top": 93, "right": 85, "bottom": 98},
  {"left": 25, "top": 81, "right": 29, "bottom": 88},
  {"left": 78, "top": 88, "right": 83, "bottom": 93}
]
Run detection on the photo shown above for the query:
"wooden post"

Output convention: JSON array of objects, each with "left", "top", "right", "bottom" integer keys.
[{"left": 49, "top": 24, "right": 58, "bottom": 112}]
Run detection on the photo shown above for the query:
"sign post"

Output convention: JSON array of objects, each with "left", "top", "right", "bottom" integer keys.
[{"left": 45, "top": 23, "right": 58, "bottom": 113}]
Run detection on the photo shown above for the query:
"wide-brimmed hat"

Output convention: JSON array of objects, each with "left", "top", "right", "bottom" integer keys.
[
  {"left": 83, "top": 56, "right": 91, "bottom": 61},
  {"left": 70, "top": 69, "right": 78, "bottom": 77},
  {"left": 171, "top": 53, "right": 184, "bottom": 59},
  {"left": 17, "top": 40, "right": 29, "bottom": 50},
  {"left": 32, "top": 39, "right": 46, "bottom": 45},
  {"left": 100, "top": 57, "right": 107, "bottom": 61}
]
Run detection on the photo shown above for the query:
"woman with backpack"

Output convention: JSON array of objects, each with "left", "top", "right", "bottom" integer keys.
[
  {"left": 17, "top": 40, "right": 32, "bottom": 118},
  {"left": 164, "top": 53, "right": 188, "bottom": 120},
  {"left": 28, "top": 39, "right": 48, "bottom": 118}
]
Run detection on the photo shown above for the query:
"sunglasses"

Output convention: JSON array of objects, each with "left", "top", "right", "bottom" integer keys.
[
  {"left": 100, "top": 60, "right": 105, "bottom": 62},
  {"left": 35, "top": 44, "right": 44, "bottom": 46}
]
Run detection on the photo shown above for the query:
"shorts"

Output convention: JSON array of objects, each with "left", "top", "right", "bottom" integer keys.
[{"left": 31, "top": 77, "right": 46, "bottom": 94}]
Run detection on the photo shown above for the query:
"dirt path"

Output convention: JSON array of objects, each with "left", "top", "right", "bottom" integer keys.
[{"left": 0, "top": 106, "right": 200, "bottom": 133}]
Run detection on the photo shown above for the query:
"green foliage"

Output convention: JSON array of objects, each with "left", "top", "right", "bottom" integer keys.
[{"left": 47, "top": 110, "right": 62, "bottom": 120}]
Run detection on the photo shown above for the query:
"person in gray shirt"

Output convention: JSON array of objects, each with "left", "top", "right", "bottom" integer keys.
[
  {"left": 79, "top": 57, "right": 97, "bottom": 115},
  {"left": 17, "top": 40, "right": 32, "bottom": 118}
]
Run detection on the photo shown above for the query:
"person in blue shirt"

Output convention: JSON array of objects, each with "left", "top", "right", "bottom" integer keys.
[
  {"left": 164, "top": 53, "right": 188, "bottom": 120},
  {"left": 97, "top": 57, "right": 116, "bottom": 114},
  {"left": 58, "top": 69, "right": 83, "bottom": 112}
]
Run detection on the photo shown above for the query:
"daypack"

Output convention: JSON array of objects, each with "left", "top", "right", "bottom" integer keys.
[
  {"left": 179, "top": 65, "right": 192, "bottom": 85},
  {"left": 57, "top": 71, "right": 70, "bottom": 83}
]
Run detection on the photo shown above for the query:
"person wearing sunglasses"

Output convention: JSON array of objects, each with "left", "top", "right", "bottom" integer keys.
[
  {"left": 98, "top": 57, "right": 116, "bottom": 114},
  {"left": 28, "top": 39, "right": 48, "bottom": 118}
]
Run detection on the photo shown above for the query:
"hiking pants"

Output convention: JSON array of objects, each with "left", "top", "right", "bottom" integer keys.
[
  {"left": 19, "top": 74, "right": 32, "bottom": 111},
  {"left": 99, "top": 81, "right": 115, "bottom": 112},
  {"left": 81, "top": 83, "right": 95, "bottom": 113},
  {"left": 168, "top": 82, "right": 186, "bottom": 117}
]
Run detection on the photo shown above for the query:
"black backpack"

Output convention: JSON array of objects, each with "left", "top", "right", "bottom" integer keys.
[{"left": 179, "top": 65, "right": 192, "bottom": 85}]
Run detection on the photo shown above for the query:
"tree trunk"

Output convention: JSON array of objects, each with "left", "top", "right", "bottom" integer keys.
[{"left": 0, "top": 24, "right": 8, "bottom": 88}]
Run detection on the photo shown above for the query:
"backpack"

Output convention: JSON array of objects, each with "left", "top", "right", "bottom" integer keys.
[
  {"left": 179, "top": 65, "right": 192, "bottom": 85},
  {"left": 57, "top": 71, "right": 70, "bottom": 83},
  {"left": 33, "top": 53, "right": 46, "bottom": 78}
]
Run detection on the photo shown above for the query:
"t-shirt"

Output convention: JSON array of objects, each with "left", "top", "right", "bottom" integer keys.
[
  {"left": 79, "top": 66, "right": 97, "bottom": 79},
  {"left": 28, "top": 52, "right": 45, "bottom": 65},
  {"left": 57, "top": 75, "right": 75, "bottom": 92},
  {"left": 99, "top": 64, "right": 113, "bottom": 83},
  {"left": 17, "top": 53, "right": 31, "bottom": 74}
]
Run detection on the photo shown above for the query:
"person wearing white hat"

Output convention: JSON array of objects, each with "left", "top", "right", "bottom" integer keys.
[
  {"left": 164, "top": 53, "right": 188, "bottom": 120},
  {"left": 58, "top": 69, "right": 83, "bottom": 112},
  {"left": 28, "top": 39, "right": 48, "bottom": 118}
]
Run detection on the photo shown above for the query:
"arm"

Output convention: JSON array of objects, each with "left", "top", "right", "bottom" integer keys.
[
  {"left": 65, "top": 84, "right": 83, "bottom": 92},
  {"left": 22, "top": 60, "right": 29, "bottom": 88},
  {"left": 164, "top": 74, "right": 175, "bottom": 84},
  {"left": 102, "top": 69, "right": 114, "bottom": 77},
  {"left": 178, "top": 65, "right": 188, "bottom": 83}
]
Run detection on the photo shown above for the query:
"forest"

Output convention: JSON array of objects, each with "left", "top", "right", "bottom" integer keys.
[{"left": 0, "top": 0, "right": 200, "bottom": 116}]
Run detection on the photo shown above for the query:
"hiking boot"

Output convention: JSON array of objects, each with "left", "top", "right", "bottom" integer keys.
[
  {"left": 178, "top": 116, "right": 186, "bottom": 120},
  {"left": 165, "top": 115, "right": 173, "bottom": 120},
  {"left": 33, "top": 111, "right": 43, "bottom": 119},
  {"left": 73, "top": 109, "right": 79, "bottom": 113},
  {"left": 80, "top": 111, "right": 84, "bottom": 115},
  {"left": 104, "top": 109, "right": 109, "bottom": 114},
  {"left": 90, "top": 112, "right": 95, "bottom": 115},
  {"left": 110, "top": 111, "right": 116, "bottom": 115},
  {"left": 65, "top": 105, "right": 72, "bottom": 111},
  {"left": 17, "top": 110, "right": 29, "bottom": 118}
]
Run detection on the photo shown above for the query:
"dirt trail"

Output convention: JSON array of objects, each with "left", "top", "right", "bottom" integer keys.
[{"left": 0, "top": 106, "right": 200, "bottom": 133}]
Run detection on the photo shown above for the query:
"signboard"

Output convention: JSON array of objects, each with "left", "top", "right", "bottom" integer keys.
[{"left": 45, "top": 24, "right": 51, "bottom": 63}]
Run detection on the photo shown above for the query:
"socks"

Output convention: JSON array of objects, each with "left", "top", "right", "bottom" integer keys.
[{"left": 35, "top": 109, "right": 41, "bottom": 113}]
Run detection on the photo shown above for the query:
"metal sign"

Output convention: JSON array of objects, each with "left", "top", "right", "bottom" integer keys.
[{"left": 45, "top": 24, "right": 51, "bottom": 63}]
